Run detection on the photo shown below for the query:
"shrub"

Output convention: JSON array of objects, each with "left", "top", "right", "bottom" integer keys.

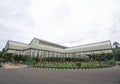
[
  {"left": 33, "top": 60, "right": 36, "bottom": 66},
  {"left": 107, "top": 58, "right": 115, "bottom": 65},
  {"left": 75, "top": 62, "right": 82, "bottom": 68}
]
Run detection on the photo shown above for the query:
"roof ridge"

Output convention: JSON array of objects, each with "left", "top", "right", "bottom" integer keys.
[
  {"left": 8, "top": 40, "right": 28, "bottom": 45},
  {"left": 33, "top": 37, "right": 67, "bottom": 48},
  {"left": 67, "top": 40, "right": 111, "bottom": 49}
]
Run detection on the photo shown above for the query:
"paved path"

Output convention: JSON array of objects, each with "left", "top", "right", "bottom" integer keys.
[
  {"left": 0, "top": 66, "right": 120, "bottom": 84},
  {"left": 2, "top": 64, "right": 27, "bottom": 69}
]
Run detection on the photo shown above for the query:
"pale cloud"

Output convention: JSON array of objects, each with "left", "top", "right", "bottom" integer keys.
[
  {"left": 0, "top": 0, "right": 34, "bottom": 50},
  {"left": 0, "top": 0, "right": 120, "bottom": 50}
]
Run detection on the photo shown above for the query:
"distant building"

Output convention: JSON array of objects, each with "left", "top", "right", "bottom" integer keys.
[{"left": 3, "top": 38, "right": 113, "bottom": 58}]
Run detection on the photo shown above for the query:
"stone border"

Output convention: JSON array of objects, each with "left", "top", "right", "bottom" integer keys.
[{"left": 28, "top": 66, "right": 117, "bottom": 70}]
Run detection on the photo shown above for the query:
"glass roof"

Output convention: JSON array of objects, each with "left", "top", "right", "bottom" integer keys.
[{"left": 5, "top": 40, "right": 112, "bottom": 53}]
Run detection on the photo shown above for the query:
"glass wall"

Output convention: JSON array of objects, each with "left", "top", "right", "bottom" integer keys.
[{"left": 22, "top": 48, "right": 115, "bottom": 69}]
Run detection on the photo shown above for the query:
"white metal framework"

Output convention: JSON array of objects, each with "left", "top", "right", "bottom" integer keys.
[{"left": 3, "top": 38, "right": 113, "bottom": 58}]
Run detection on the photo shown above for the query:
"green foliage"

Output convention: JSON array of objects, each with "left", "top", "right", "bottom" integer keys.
[
  {"left": 75, "top": 62, "right": 82, "bottom": 68},
  {"left": 0, "top": 51, "right": 3, "bottom": 58},
  {"left": 113, "top": 48, "right": 120, "bottom": 61},
  {"left": 38, "top": 57, "right": 85, "bottom": 62},
  {"left": 26, "top": 56, "right": 34, "bottom": 65},
  {"left": 4, "top": 53, "right": 13, "bottom": 62},
  {"left": 107, "top": 58, "right": 115, "bottom": 65},
  {"left": 33, "top": 60, "right": 36, "bottom": 66},
  {"left": 113, "top": 42, "right": 119, "bottom": 48},
  {"left": 11, "top": 58, "right": 15, "bottom": 63}
]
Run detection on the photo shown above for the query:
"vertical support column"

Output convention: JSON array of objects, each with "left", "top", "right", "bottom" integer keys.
[
  {"left": 57, "top": 52, "right": 58, "bottom": 66},
  {"left": 85, "top": 52, "right": 88, "bottom": 67},
  {"left": 48, "top": 51, "right": 49, "bottom": 63},
  {"left": 68, "top": 53, "right": 69, "bottom": 64}
]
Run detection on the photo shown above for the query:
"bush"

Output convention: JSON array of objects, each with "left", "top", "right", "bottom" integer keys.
[
  {"left": 107, "top": 58, "right": 115, "bottom": 65},
  {"left": 75, "top": 62, "right": 82, "bottom": 68},
  {"left": 33, "top": 60, "right": 36, "bottom": 66}
]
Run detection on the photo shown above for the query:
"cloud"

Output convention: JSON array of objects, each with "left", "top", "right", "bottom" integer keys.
[
  {"left": 0, "top": 0, "right": 34, "bottom": 50},
  {"left": 0, "top": 0, "right": 120, "bottom": 50}
]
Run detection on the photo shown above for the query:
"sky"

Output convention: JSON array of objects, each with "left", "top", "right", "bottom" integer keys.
[{"left": 0, "top": 0, "right": 120, "bottom": 50}]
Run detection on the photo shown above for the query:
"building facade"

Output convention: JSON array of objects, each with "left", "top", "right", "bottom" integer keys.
[{"left": 3, "top": 38, "right": 113, "bottom": 59}]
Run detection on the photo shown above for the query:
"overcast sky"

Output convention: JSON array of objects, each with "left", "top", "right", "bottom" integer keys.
[{"left": 0, "top": 0, "right": 120, "bottom": 50}]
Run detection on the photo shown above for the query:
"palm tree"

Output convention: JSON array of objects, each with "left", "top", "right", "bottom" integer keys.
[{"left": 113, "top": 42, "right": 120, "bottom": 48}]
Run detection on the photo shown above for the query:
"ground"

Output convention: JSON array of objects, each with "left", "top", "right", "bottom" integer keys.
[{"left": 0, "top": 66, "right": 120, "bottom": 84}]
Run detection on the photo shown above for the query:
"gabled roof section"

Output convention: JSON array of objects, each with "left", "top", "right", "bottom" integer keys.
[
  {"left": 8, "top": 40, "right": 28, "bottom": 45},
  {"left": 7, "top": 40, "right": 28, "bottom": 50},
  {"left": 4, "top": 38, "right": 113, "bottom": 53},
  {"left": 65, "top": 40, "right": 112, "bottom": 53},
  {"left": 67, "top": 40, "right": 112, "bottom": 49},
  {"left": 29, "top": 37, "right": 67, "bottom": 49}
]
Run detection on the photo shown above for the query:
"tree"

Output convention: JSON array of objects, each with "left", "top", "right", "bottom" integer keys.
[
  {"left": 4, "top": 53, "right": 13, "bottom": 62},
  {"left": 113, "top": 42, "right": 119, "bottom": 48},
  {"left": 113, "top": 48, "right": 120, "bottom": 61},
  {"left": 0, "top": 51, "right": 3, "bottom": 58}
]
